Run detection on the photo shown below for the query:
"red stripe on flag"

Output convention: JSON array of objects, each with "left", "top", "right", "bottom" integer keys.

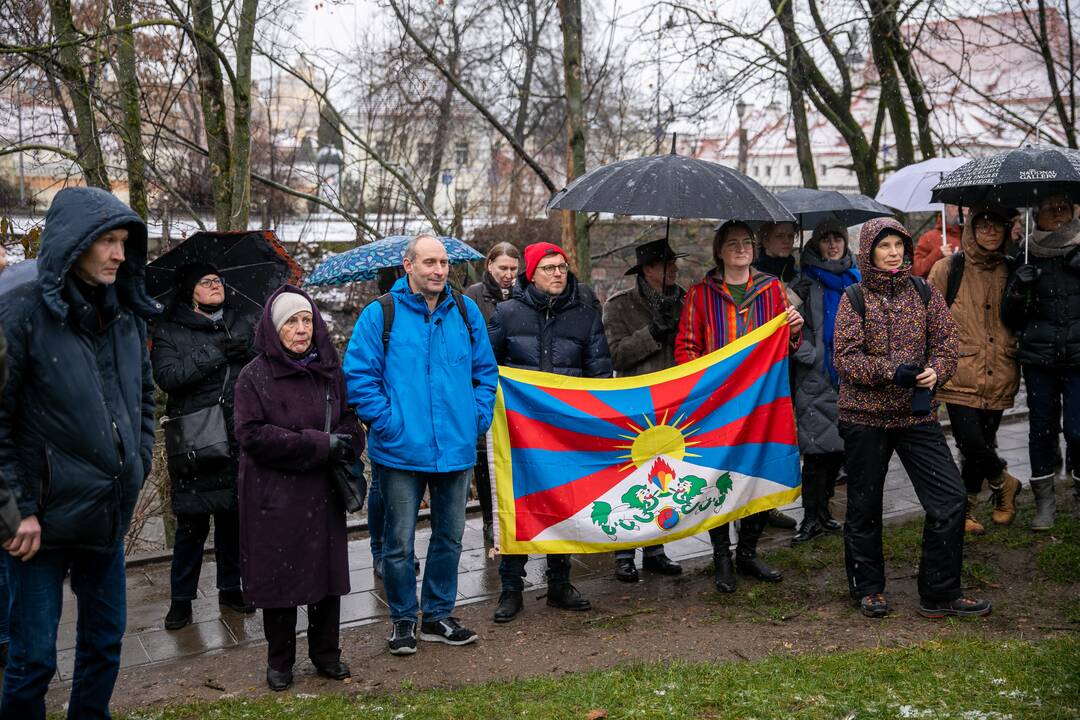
[
  {"left": 513, "top": 463, "right": 637, "bottom": 541},
  {"left": 684, "top": 327, "right": 788, "bottom": 427},
  {"left": 539, "top": 386, "right": 633, "bottom": 431},
  {"left": 505, "top": 409, "right": 626, "bottom": 452},
  {"left": 649, "top": 367, "right": 708, "bottom": 421},
  {"left": 689, "top": 397, "right": 796, "bottom": 448}
]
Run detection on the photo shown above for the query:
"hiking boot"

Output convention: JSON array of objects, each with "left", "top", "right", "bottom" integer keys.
[
  {"left": 164, "top": 600, "right": 192, "bottom": 631},
  {"left": 314, "top": 661, "right": 351, "bottom": 680},
  {"left": 266, "top": 666, "right": 293, "bottom": 691},
  {"left": 964, "top": 494, "right": 986, "bottom": 535},
  {"left": 858, "top": 593, "right": 890, "bottom": 619},
  {"left": 614, "top": 557, "right": 639, "bottom": 583},
  {"left": 419, "top": 617, "right": 477, "bottom": 646},
  {"left": 791, "top": 515, "right": 827, "bottom": 545},
  {"left": 918, "top": 596, "right": 992, "bottom": 618},
  {"left": 713, "top": 550, "right": 736, "bottom": 593},
  {"left": 988, "top": 471, "right": 1021, "bottom": 525},
  {"left": 546, "top": 582, "right": 591, "bottom": 611},
  {"left": 1030, "top": 475, "right": 1056, "bottom": 531},
  {"left": 642, "top": 553, "right": 682, "bottom": 576},
  {"left": 736, "top": 554, "right": 783, "bottom": 582},
  {"left": 767, "top": 508, "right": 797, "bottom": 529},
  {"left": 387, "top": 619, "right": 417, "bottom": 655},
  {"left": 219, "top": 589, "right": 255, "bottom": 614},
  {"left": 493, "top": 590, "right": 523, "bottom": 623}
]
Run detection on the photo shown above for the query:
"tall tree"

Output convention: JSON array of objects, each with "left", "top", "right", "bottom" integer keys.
[
  {"left": 111, "top": 0, "right": 148, "bottom": 217},
  {"left": 558, "top": 0, "right": 588, "bottom": 274}
]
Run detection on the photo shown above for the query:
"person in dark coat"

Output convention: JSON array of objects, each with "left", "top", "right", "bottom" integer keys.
[
  {"left": 487, "top": 242, "right": 612, "bottom": 623},
  {"left": 0, "top": 187, "right": 162, "bottom": 719},
  {"left": 1002, "top": 193, "right": 1080, "bottom": 529},
  {"left": 465, "top": 241, "right": 521, "bottom": 544},
  {"left": 0, "top": 325, "right": 19, "bottom": 672},
  {"left": 788, "top": 220, "right": 860, "bottom": 543},
  {"left": 233, "top": 286, "right": 364, "bottom": 692},
  {"left": 151, "top": 263, "right": 256, "bottom": 630},
  {"left": 602, "top": 238, "right": 685, "bottom": 582},
  {"left": 752, "top": 221, "right": 799, "bottom": 283},
  {"left": 833, "top": 217, "right": 990, "bottom": 620}
]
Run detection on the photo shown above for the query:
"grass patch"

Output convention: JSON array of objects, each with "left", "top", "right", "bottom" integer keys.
[
  {"left": 115, "top": 636, "right": 1079, "bottom": 720},
  {"left": 963, "top": 560, "right": 997, "bottom": 586},
  {"left": 1036, "top": 515, "right": 1080, "bottom": 583}
]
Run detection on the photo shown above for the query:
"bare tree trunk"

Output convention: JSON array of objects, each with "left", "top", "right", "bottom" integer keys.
[
  {"left": 558, "top": 0, "right": 589, "bottom": 275},
  {"left": 111, "top": 0, "right": 147, "bottom": 217},
  {"left": 191, "top": 0, "right": 232, "bottom": 229},
  {"left": 424, "top": 78, "right": 455, "bottom": 210},
  {"left": 507, "top": 0, "right": 543, "bottom": 220},
  {"left": 47, "top": 0, "right": 110, "bottom": 189},
  {"left": 227, "top": 0, "right": 259, "bottom": 229},
  {"left": 788, "top": 71, "right": 817, "bottom": 187},
  {"left": 880, "top": 0, "right": 936, "bottom": 159},
  {"left": 1032, "top": 0, "right": 1078, "bottom": 147},
  {"left": 867, "top": 0, "right": 914, "bottom": 168}
]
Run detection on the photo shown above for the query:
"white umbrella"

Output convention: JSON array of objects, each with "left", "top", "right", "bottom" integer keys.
[{"left": 876, "top": 158, "right": 971, "bottom": 250}]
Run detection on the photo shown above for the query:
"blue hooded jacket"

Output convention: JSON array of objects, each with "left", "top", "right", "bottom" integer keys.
[
  {"left": 344, "top": 276, "right": 498, "bottom": 473},
  {"left": 0, "top": 187, "right": 162, "bottom": 552}
]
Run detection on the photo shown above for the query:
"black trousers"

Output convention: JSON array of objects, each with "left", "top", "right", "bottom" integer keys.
[
  {"left": 840, "top": 421, "right": 965, "bottom": 602},
  {"left": 945, "top": 404, "right": 1006, "bottom": 494},
  {"left": 707, "top": 511, "right": 768, "bottom": 557},
  {"left": 473, "top": 448, "right": 493, "bottom": 527},
  {"left": 170, "top": 510, "right": 241, "bottom": 601},
  {"left": 801, "top": 451, "right": 844, "bottom": 513},
  {"left": 262, "top": 595, "right": 341, "bottom": 672}
]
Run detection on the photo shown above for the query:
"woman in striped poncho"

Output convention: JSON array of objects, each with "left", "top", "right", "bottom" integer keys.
[{"left": 675, "top": 220, "right": 803, "bottom": 594}]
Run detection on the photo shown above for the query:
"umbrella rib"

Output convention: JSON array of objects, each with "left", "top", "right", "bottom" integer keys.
[{"left": 228, "top": 285, "right": 266, "bottom": 308}]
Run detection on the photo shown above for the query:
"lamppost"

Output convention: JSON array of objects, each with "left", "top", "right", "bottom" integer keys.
[{"left": 735, "top": 98, "right": 748, "bottom": 175}]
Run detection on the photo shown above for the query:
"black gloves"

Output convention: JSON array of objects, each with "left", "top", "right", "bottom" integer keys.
[
  {"left": 911, "top": 388, "right": 933, "bottom": 417},
  {"left": 220, "top": 338, "right": 250, "bottom": 362},
  {"left": 649, "top": 298, "right": 680, "bottom": 344},
  {"left": 1014, "top": 264, "right": 1042, "bottom": 285},
  {"left": 893, "top": 364, "right": 922, "bottom": 389},
  {"left": 329, "top": 434, "right": 355, "bottom": 463}
]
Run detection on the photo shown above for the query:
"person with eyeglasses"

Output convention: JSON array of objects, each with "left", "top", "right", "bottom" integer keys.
[
  {"left": 927, "top": 207, "right": 1021, "bottom": 536},
  {"left": 150, "top": 263, "right": 258, "bottom": 631},
  {"left": 487, "top": 241, "right": 613, "bottom": 623},
  {"left": 1003, "top": 193, "right": 1080, "bottom": 530}
]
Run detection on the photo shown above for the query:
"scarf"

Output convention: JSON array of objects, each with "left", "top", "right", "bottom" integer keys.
[
  {"left": 284, "top": 346, "right": 318, "bottom": 367},
  {"left": 1028, "top": 218, "right": 1080, "bottom": 258},
  {"left": 801, "top": 262, "right": 861, "bottom": 386}
]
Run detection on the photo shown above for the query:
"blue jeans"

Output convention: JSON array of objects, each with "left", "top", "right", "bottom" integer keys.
[
  {"left": 375, "top": 463, "right": 469, "bottom": 622},
  {"left": 1024, "top": 365, "right": 1080, "bottom": 478},
  {"left": 2, "top": 543, "right": 127, "bottom": 720},
  {"left": 0, "top": 557, "right": 9, "bottom": 646},
  {"left": 367, "top": 463, "right": 385, "bottom": 570}
]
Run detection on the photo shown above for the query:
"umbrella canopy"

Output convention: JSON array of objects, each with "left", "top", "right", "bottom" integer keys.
[
  {"left": 0, "top": 258, "right": 37, "bottom": 297},
  {"left": 775, "top": 189, "right": 894, "bottom": 229},
  {"left": 931, "top": 145, "right": 1080, "bottom": 207},
  {"left": 146, "top": 230, "right": 302, "bottom": 315},
  {"left": 305, "top": 235, "right": 484, "bottom": 287},
  {"left": 545, "top": 153, "right": 794, "bottom": 223},
  {"left": 875, "top": 157, "right": 970, "bottom": 212}
]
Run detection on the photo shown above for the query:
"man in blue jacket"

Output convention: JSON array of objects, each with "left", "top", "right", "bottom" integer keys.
[
  {"left": 0, "top": 187, "right": 162, "bottom": 719},
  {"left": 344, "top": 233, "right": 498, "bottom": 656}
]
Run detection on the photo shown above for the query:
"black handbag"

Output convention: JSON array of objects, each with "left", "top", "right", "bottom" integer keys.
[
  {"left": 161, "top": 366, "right": 232, "bottom": 476},
  {"left": 324, "top": 382, "right": 366, "bottom": 513}
]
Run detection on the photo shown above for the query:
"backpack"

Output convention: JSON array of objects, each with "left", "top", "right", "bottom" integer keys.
[
  {"left": 944, "top": 252, "right": 965, "bottom": 308},
  {"left": 844, "top": 275, "right": 933, "bottom": 319},
  {"left": 373, "top": 290, "right": 473, "bottom": 352}
]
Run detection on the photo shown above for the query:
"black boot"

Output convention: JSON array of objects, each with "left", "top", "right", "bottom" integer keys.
[
  {"left": 614, "top": 557, "right": 639, "bottom": 583},
  {"left": 819, "top": 505, "right": 842, "bottom": 533},
  {"left": 736, "top": 512, "right": 783, "bottom": 582},
  {"left": 266, "top": 666, "right": 293, "bottom": 692},
  {"left": 713, "top": 548, "right": 736, "bottom": 593},
  {"left": 767, "top": 508, "right": 797, "bottom": 529},
  {"left": 642, "top": 552, "right": 682, "bottom": 576},
  {"left": 494, "top": 590, "right": 523, "bottom": 623},
  {"left": 791, "top": 514, "right": 826, "bottom": 545},
  {"left": 546, "top": 582, "right": 591, "bottom": 611},
  {"left": 164, "top": 600, "right": 192, "bottom": 631},
  {"left": 219, "top": 589, "right": 255, "bottom": 614}
]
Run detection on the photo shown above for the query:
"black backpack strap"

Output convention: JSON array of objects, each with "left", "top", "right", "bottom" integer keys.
[
  {"left": 451, "top": 289, "right": 474, "bottom": 345},
  {"left": 377, "top": 293, "right": 394, "bottom": 353},
  {"left": 911, "top": 275, "right": 932, "bottom": 308},
  {"left": 844, "top": 284, "right": 866, "bottom": 319},
  {"left": 944, "top": 251, "right": 965, "bottom": 307}
]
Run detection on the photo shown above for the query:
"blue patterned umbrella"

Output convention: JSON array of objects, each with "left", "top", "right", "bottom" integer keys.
[{"left": 305, "top": 235, "right": 484, "bottom": 287}]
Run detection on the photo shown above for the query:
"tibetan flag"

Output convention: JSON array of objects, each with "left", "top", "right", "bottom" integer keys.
[{"left": 490, "top": 314, "right": 801, "bottom": 555}]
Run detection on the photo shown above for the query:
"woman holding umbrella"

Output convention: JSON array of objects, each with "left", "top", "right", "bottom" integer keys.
[
  {"left": 675, "top": 220, "right": 803, "bottom": 593},
  {"left": 788, "top": 220, "right": 860, "bottom": 543},
  {"left": 151, "top": 263, "right": 256, "bottom": 630},
  {"left": 1002, "top": 193, "right": 1080, "bottom": 530}
]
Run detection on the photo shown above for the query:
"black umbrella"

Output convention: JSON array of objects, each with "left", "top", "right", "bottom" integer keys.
[
  {"left": 775, "top": 189, "right": 894, "bottom": 230},
  {"left": 930, "top": 145, "right": 1080, "bottom": 207},
  {"left": 146, "top": 230, "right": 303, "bottom": 315},
  {"left": 545, "top": 151, "right": 794, "bottom": 223}
]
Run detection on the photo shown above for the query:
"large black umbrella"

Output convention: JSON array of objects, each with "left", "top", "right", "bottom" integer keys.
[
  {"left": 146, "top": 230, "right": 303, "bottom": 315},
  {"left": 930, "top": 145, "right": 1080, "bottom": 207},
  {"left": 775, "top": 189, "right": 894, "bottom": 230},
  {"left": 546, "top": 152, "right": 794, "bottom": 223}
]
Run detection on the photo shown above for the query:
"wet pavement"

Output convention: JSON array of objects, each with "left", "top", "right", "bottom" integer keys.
[{"left": 47, "top": 417, "right": 1036, "bottom": 683}]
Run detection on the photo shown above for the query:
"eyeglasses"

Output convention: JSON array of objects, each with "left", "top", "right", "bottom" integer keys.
[
  {"left": 535, "top": 263, "right": 569, "bottom": 276},
  {"left": 197, "top": 277, "right": 224, "bottom": 288},
  {"left": 974, "top": 218, "right": 1007, "bottom": 232}
]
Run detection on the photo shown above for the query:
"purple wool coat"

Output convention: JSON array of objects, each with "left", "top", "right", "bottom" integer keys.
[{"left": 233, "top": 285, "right": 364, "bottom": 608}]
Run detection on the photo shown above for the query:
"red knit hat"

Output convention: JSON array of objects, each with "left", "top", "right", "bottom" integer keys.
[{"left": 524, "top": 242, "right": 566, "bottom": 281}]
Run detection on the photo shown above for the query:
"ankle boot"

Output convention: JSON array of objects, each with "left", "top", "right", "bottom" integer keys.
[
  {"left": 791, "top": 513, "right": 826, "bottom": 545},
  {"left": 713, "top": 549, "right": 736, "bottom": 593},
  {"left": 494, "top": 590, "right": 523, "bottom": 623},
  {"left": 546, "top": 582, "right": 591, "bottom": 611},
  {"left": 988, "top": 470, "right": 1021, "bottom": 525},
  {"left": 1030, "top": 475, "right": 1056, "bottom": 531},
  {"left": 964, "top": 494, "right": 985, "bottom": 535},
  {"left": 735, "top": 516, "right": 782, "bottom": 582}
]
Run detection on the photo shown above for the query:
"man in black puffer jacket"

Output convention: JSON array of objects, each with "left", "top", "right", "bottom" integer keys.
[
  {"left": 487, "top": 242, "right": 612, "bottom": 623},
  {"left": 0, "top": 187, "right": 162, "bottom": 718}
]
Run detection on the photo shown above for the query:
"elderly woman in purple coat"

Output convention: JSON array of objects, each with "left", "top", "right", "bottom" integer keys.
[{"left": 234, "top": 286, "right": 364, "bottom": 692}]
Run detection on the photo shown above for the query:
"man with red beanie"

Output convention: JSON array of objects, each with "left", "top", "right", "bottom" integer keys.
[{"left": 486, "top": 242, "right": 612, "bottom": 623}]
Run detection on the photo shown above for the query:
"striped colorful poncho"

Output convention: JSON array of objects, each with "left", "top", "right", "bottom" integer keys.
[{"left": 675, "top": 269, "right": 793, "bottom": 362}]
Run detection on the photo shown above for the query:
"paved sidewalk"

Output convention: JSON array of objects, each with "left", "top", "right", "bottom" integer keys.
[{"left": 46, "top": 419, "right": 1036, "bottom": 682}]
